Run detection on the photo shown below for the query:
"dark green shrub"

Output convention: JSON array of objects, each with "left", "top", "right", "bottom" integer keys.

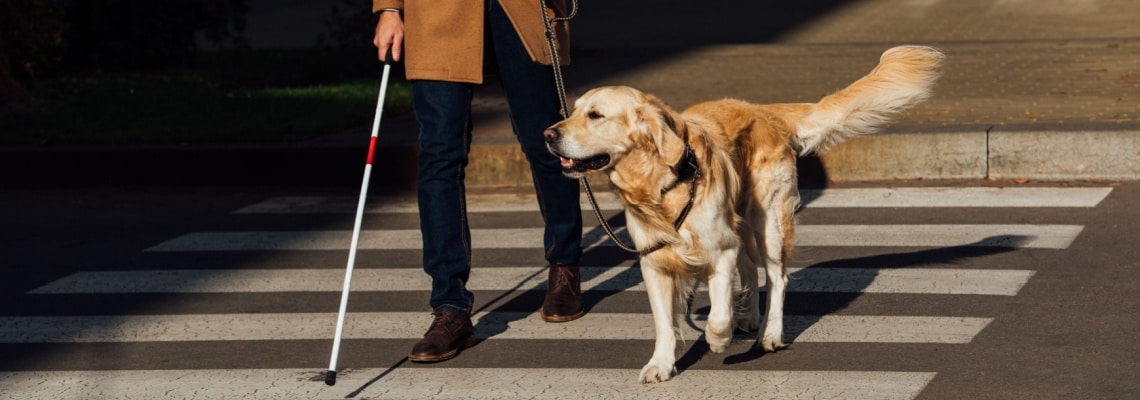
[{"left": 63, "top": 0, "right": 250, "bottom": 68}]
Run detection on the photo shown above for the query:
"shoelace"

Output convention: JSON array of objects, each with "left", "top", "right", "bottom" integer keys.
[
  {"left": 427, "top": 313, "right": 459, "bottom": 334},
  {"left": 549, "top": 268, "right": 579, "bottom": 293}
]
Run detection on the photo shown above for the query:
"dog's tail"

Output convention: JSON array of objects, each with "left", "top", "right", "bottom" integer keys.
[{"left": 794, "top": 45, "right": 944, "bottom": 156}]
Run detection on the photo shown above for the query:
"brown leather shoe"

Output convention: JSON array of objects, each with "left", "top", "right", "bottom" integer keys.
[
  {"left": 541, "top": 263, "right": 584, "bottom": 322},
  {"left": 408, "top": 310, "right": 475, "bottom": 363}
]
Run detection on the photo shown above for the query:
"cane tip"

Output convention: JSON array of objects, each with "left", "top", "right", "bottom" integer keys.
[{"left": 325, "top": 370, "right": 337, "bottom": 386}]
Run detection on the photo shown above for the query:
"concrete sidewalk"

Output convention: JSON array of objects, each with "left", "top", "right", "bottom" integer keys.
[
  {"left": 4, "top": 0, "right": 1138, "bottom": 187},
  {"left": 360, "top": 0, "right": 1140, "bottom": 187}
]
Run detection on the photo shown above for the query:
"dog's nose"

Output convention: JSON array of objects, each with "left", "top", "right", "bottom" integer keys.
[{"left": 543, "top": 128, "right": 561, "bottom": 144}]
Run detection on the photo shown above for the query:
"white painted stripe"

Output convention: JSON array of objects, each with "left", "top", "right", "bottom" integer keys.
[
  {"left": 232, "top": 187, "right": 1112, "bottom": 214},
  {"left": 28, "top": 267, "right": 1034, "bottom": 296},
  {"left": 0, "top": 312, "right": 990, "bottom": 344},
  {"left": 795, "top": 225, "right": 1082, "bottom": 249},
  {"left": 143, "top": 224, "right": 1083, "bottom": 252},
  {"left": 802, "top": 187, "right": 1112, "bottom": 208},
  {"left": 0, "top": 369, "right": 936, "bottom": 400}
]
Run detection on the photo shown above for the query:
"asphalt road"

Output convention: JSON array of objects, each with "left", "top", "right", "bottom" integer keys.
[{"left": 1, "top": 182, "right": 1138, "bottom": 399}]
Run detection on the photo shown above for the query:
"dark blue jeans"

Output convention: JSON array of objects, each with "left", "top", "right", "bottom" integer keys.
[{"left": 413, "top": 0, "right": 583, "bottom": 315}]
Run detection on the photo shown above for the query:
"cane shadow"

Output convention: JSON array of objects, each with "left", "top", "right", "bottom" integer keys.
[
  {"left": 672, "top": 234, "right": 1032, "bottom": 370},
  {"left": 340, "top": 357, "right": 409, "bottom": 398}
]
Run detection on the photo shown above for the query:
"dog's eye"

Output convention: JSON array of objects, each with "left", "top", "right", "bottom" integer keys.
[{"left": 587, "top": 111, "right": 604, "bottom": 120}]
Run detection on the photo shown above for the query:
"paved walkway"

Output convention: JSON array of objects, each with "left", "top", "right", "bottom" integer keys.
[{"left": 5, "top": 0, "right": 1138, "bottom": 187}]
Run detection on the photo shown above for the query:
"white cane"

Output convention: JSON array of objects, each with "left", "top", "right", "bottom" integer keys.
[{"left": 325, "top": 50, "right": 394, "bottom": 386}]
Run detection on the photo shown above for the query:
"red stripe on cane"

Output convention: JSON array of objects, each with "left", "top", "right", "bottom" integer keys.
[{"left": 366, "top": 136, "right": 378, "bottom": 165}]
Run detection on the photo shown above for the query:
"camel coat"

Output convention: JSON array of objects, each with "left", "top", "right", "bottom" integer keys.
[{"left": 372, "top": 0, "right": 571, "bottom": 84}]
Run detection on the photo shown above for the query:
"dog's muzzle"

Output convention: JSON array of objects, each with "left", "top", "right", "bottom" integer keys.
[
  {"left": 559, "top": 153, "right": 611, "bottom": 173},
  {"left": 545, "top": 128, "right": 612, "bottom": 174}
]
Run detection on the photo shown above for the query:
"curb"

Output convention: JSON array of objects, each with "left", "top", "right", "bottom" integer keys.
[
  {"left": 817, "top": 129, "right": 1140, "bottom": 182},
  {"left": 5, "top": 128, "right": 1137, "bottom": 188}
]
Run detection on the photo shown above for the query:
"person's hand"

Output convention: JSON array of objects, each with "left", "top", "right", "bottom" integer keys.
[{"left": 373, "top": 10, "right": 404, "bottom": 62}]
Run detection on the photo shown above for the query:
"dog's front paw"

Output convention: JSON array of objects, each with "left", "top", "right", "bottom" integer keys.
[
  {"left": 707, "top": 337, "right": 730, "bottom": 354},
  {"left": 639, "top": 360, "right": 677, "bottom": 383},
  {"left": 705, "top": 328, "right": 732, "bottom": 354},
  {"left": 759, "top": 334, "right": 788, "bottom": 353}
]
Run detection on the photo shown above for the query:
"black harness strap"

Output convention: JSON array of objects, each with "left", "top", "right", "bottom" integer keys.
[{"left": 639, "top": 144, "right": 702, "bottom": 256}]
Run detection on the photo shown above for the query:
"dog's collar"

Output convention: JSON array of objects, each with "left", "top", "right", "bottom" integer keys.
[
  {"left": 640, "top": 144, "right": 701, "bottom": 256},
  {"left": 660, "top": 144, "right": 700, "bottom": 195}
]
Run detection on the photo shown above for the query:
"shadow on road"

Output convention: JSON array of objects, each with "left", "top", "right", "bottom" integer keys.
[{"left": 679, "top": 235, "right": 1031, "bottom": 371}]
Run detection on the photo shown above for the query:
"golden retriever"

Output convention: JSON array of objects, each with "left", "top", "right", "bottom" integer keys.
[{"left": 544, "top": 46, "right": 944, "bottom": 383}]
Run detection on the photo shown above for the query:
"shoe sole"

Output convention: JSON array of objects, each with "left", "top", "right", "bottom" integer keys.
[
  {"left": 407, "top": 335, "right": 477, "bottom": 363},
  {"left": 540, "top": 308, "right": 584, "bottom": 323}
]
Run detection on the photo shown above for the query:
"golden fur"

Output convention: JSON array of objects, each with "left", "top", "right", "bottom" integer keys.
[{"left": 545, "top": 46, "right": 944, "bottom": 383}]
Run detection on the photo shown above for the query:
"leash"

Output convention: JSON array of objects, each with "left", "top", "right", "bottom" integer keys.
[
  {"left": 538, "top": 0, "right": 576, "bottom": 118},
  {"left": 538, "top": 0, "right": 640, "bottom": 253},
  {"left": 539, "top": 0, "right": 697, "bottom": 256}
]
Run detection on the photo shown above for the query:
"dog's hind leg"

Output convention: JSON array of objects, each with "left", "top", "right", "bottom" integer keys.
[
  {"left": 756, "top": 170, "right": 797, "bottom": 352},
  {"left": 639, "top": 261, "right": 679, "bottom": 383}
]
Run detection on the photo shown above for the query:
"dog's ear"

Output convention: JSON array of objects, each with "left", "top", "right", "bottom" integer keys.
[{"left": 636, "top": 94, "right": 687, "bottom": 157}]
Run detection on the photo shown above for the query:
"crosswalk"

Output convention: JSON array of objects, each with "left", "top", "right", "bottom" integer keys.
[
  {"left": 26, "top": 267, "right": 1035, "bottom": 295},
  {"left": 1, "top": 313, "right": 993, "bottom": 344},
  {"left": 0, "top": 186, "right": 1111, "bottom": 399},
  {"left": 0, "top": 369, "right": 937, "bottom": 400},
  {"left": 142, "top": 224, "right": 1084, "bottom": 251}
]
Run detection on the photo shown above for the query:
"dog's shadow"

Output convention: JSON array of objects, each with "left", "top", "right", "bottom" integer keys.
[{"left": 676, "top": 235, "right": 1031, "bottom": 371}]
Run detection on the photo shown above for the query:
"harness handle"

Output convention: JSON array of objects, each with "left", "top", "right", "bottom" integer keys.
[{"left": 539, "top": 0, "right": 577, "bottom": 119}]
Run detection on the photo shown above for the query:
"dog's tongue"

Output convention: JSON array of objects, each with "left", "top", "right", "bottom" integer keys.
[{"left": 560, "top": 157, "right": 575, "bottom": 169}]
